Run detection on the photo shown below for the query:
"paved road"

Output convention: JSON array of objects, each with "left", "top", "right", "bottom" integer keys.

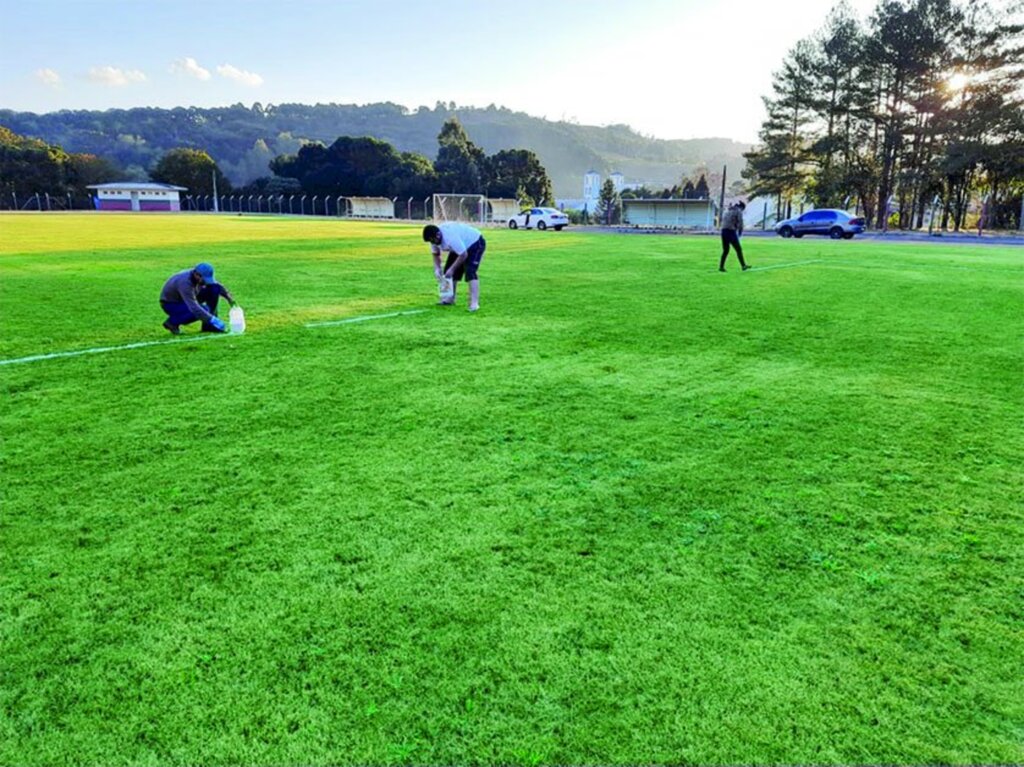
[{"left": 584, "top": 226, "right": 1024, "bottom": 247}]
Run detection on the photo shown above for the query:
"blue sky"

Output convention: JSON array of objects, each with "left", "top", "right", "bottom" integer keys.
[{"left": 1, "top": 0, "right": 885, "bottom": 142}]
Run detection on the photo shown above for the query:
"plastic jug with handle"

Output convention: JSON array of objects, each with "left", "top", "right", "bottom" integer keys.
[{"left": 229, "top": 305, "right": 246, "bottom": 334}]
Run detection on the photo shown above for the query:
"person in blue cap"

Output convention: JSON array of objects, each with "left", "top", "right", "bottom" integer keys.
[{"left": 159, "top": 262, "right": 236, "bottom": 335}]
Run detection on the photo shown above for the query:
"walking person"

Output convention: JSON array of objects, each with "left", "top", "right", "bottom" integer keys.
[
  {"left": 719, "top": 201, "right": 750, "bottom": 272},
  {"left": 159, "top": 262, "right": 236, "bottom": 334},
  {"left": 423, "top": 222, "right": 486, "bottom": 312}
]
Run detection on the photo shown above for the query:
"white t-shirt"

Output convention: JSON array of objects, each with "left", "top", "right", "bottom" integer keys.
[{"left": 431, "top": 222, "right": 482, "bottom": 256}]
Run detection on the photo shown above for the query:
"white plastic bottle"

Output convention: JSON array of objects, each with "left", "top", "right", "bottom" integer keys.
[
  {"left": 439, "top": 278, "right": 454, "bottom": 302},
  {"left": 229, "top": 305, "right": 246, "bottom": 334}
]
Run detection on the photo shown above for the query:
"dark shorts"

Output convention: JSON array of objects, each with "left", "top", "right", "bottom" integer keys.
[{"left": 444, "top": 236, "right": 486, "bottom": 281}]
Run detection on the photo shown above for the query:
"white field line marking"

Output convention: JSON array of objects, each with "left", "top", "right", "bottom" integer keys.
[
  {"left": 2, "top": 309, "right": 427, "bottom": 367},
  {"left": 0, "top": 334, "right": 224, "bottom": 367},
  {"left": 816, "top": 258, "right": 1017, "bottom": 273},
  {"left": 305, "top": 309, "right": 426, "bottom": 328},
  {"left": 745, "top": 259, "right": 821, "bottom": 272}
]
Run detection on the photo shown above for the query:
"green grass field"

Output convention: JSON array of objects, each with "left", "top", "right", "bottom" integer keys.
[{"left": 2, "top": 213, "right": 1022, "bottom": 765}]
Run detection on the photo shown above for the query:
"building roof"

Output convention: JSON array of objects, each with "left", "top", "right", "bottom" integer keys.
[
  {"left": 623, "top": 198, "right": 716, "bottom": 205},
  {"left": 86, "top": 182, "right": 188, "bottom": 191}
]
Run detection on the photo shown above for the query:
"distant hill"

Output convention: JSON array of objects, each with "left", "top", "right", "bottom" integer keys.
[{"left": 0, "top": 102, "right": 751, "bottom": 197}]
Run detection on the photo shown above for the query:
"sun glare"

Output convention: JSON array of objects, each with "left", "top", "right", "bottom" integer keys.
[{"left": 946, "top": 72, "right": 971, "bottom": 91}]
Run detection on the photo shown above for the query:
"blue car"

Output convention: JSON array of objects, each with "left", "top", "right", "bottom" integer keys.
[{"left": 775, "top": 209, "right": 866, "bottom": 239}]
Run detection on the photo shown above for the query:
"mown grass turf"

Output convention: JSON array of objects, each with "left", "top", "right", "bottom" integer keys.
[{"left": 1, "top": 213, "right": 1022, "bottom": 765}]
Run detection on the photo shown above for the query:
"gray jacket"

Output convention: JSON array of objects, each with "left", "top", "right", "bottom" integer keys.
[
  {"left": 722, "top": 206, "right": 744, "bottom": 233},
  {"left": 159, "top": 269, "right": 216, "bottom": 323}
]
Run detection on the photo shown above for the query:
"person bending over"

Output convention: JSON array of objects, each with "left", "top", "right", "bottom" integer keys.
[{"left": 423, "top": 222, "right": 486, "bottom": 312}]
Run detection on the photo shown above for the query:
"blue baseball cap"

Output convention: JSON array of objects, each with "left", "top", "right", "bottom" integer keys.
[{"left": 194, "top": 262, "right": 216, "bottom": 284}]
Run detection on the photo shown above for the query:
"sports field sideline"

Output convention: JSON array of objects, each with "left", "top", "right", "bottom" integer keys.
[{"left": 1, "top": 213, "right": 1022, "bottom": 765}]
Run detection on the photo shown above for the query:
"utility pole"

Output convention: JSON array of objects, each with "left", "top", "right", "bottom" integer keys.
[
  {"left": 717, "top": 165, "right": 727, "bottom": 227},
  {"left": 212, "top": 171, "right": 219, "bottom": 213}
]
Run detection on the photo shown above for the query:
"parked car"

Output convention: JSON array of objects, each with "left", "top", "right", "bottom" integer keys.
[
  {"left": 774, "top": 209, "right": 866, "bottom": 239},
  {"left": 508, "top": 207, "right": 569, "bottom": 231}
]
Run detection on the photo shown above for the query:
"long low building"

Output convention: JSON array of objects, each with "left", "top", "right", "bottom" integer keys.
[
  {"left": 622, "top": 198, "right": 718, "bottom": 229},
  {"left": 87, "top": 182, "right": 187, "bottom": 212}
]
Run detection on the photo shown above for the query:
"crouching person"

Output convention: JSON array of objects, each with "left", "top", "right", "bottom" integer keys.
[{"left": 159, "top": 262, "right": 235, "bottom": 334}]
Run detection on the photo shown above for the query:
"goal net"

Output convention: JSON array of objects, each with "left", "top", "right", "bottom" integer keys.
[{"left": 432, "top": 194, "right": 485, "bottom": 224}]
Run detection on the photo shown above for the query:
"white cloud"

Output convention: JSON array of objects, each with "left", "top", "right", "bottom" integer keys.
[
  {"left": 170, "top": 57, "right": 211, "bottom": 81},
  {"left": 88, "top": 66, "right": 147, "bottom": 86},
  {"left": 216, "top": 64, "right": 263, "bottom": 87},
  {"left": 35, "top": 68, "right": 61, "bottom": 88}
]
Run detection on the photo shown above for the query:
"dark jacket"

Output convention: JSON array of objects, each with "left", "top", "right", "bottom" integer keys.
[
  {"left": 160, "top": 269, "right": 222, "bottom": 323},
  {"left": 721, "top": 206, "right": 745, "bottom": 233}
]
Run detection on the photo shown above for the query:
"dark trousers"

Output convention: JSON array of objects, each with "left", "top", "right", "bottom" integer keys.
[
  {"left": 443, "top": 236, "right": 486, "bottom": 282},
  {"left": 161, "top": 285, "right": 222, "bottom": 329},
  {"left": 720, "top": 229, "right": 746, "bottom": 269}
]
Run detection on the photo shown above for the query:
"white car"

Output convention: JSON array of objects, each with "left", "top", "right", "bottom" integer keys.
[{"left": 508, "top": 207, "right": 569, "bottom": 231}]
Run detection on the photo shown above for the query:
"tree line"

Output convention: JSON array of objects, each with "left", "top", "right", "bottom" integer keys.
[
  {"left": 0, "top": 125, "right": 122, "bottom": 207},
  {"left": 0, "top": 101, "right": 751, "bottom": 196},
  {"left": 0, "top": 117, "right": 554, "bottom": 209},
  {"left": 743, "top": 0, "right": 1024, "bottom": 230},
  {"left": 266, "top": 117, "right": 552, "bottom": 204}
]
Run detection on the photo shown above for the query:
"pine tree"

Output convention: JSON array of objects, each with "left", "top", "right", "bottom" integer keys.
[
  {"left": 594, "top": 178, "right": 621, "bottom": 225},
  {"left": 694, "top": 174, "right": 710, "bottom": 199},
  {"left": 742, "top": 40, "right": 816, "bottom": 219},
  {"left": 435, "top": 117, "right": 485, "bottom": 193}
]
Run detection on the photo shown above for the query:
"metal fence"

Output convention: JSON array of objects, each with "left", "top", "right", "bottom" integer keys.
[
  {"left": 0, "top": 192, "right": 428, "bottom": 218},
  {"left": 0, "top": 193, "right": 524, "bottom": 222}
]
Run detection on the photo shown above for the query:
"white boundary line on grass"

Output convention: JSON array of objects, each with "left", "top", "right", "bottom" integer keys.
[
  {"left": 745, "top": 259, "right": 822, "bottom": 272},
  {"left": 2, "top": 310, "right": 428, "bottom": 367},
  {"left": 815, "top": 258, "right": 1016, "bottom": 273},
  {"left": 305, "top": 309, "right": 426, "bottom": 328},
  {"left": 0, "top": 334, "right": 223, "bottom": 367}
]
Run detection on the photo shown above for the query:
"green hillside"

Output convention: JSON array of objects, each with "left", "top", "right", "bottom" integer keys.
[{"left": 0, "top": 102, "right": 750, "bottom": 196}]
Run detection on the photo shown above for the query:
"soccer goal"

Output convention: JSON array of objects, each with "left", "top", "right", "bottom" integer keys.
[{"left": 432, "top": 193, "right": 485, "bottom": 224}]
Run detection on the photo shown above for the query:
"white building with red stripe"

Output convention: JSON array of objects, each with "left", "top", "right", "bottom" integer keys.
[{"left": 87, "top": 182, "right": 187, "bottom": 212}]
